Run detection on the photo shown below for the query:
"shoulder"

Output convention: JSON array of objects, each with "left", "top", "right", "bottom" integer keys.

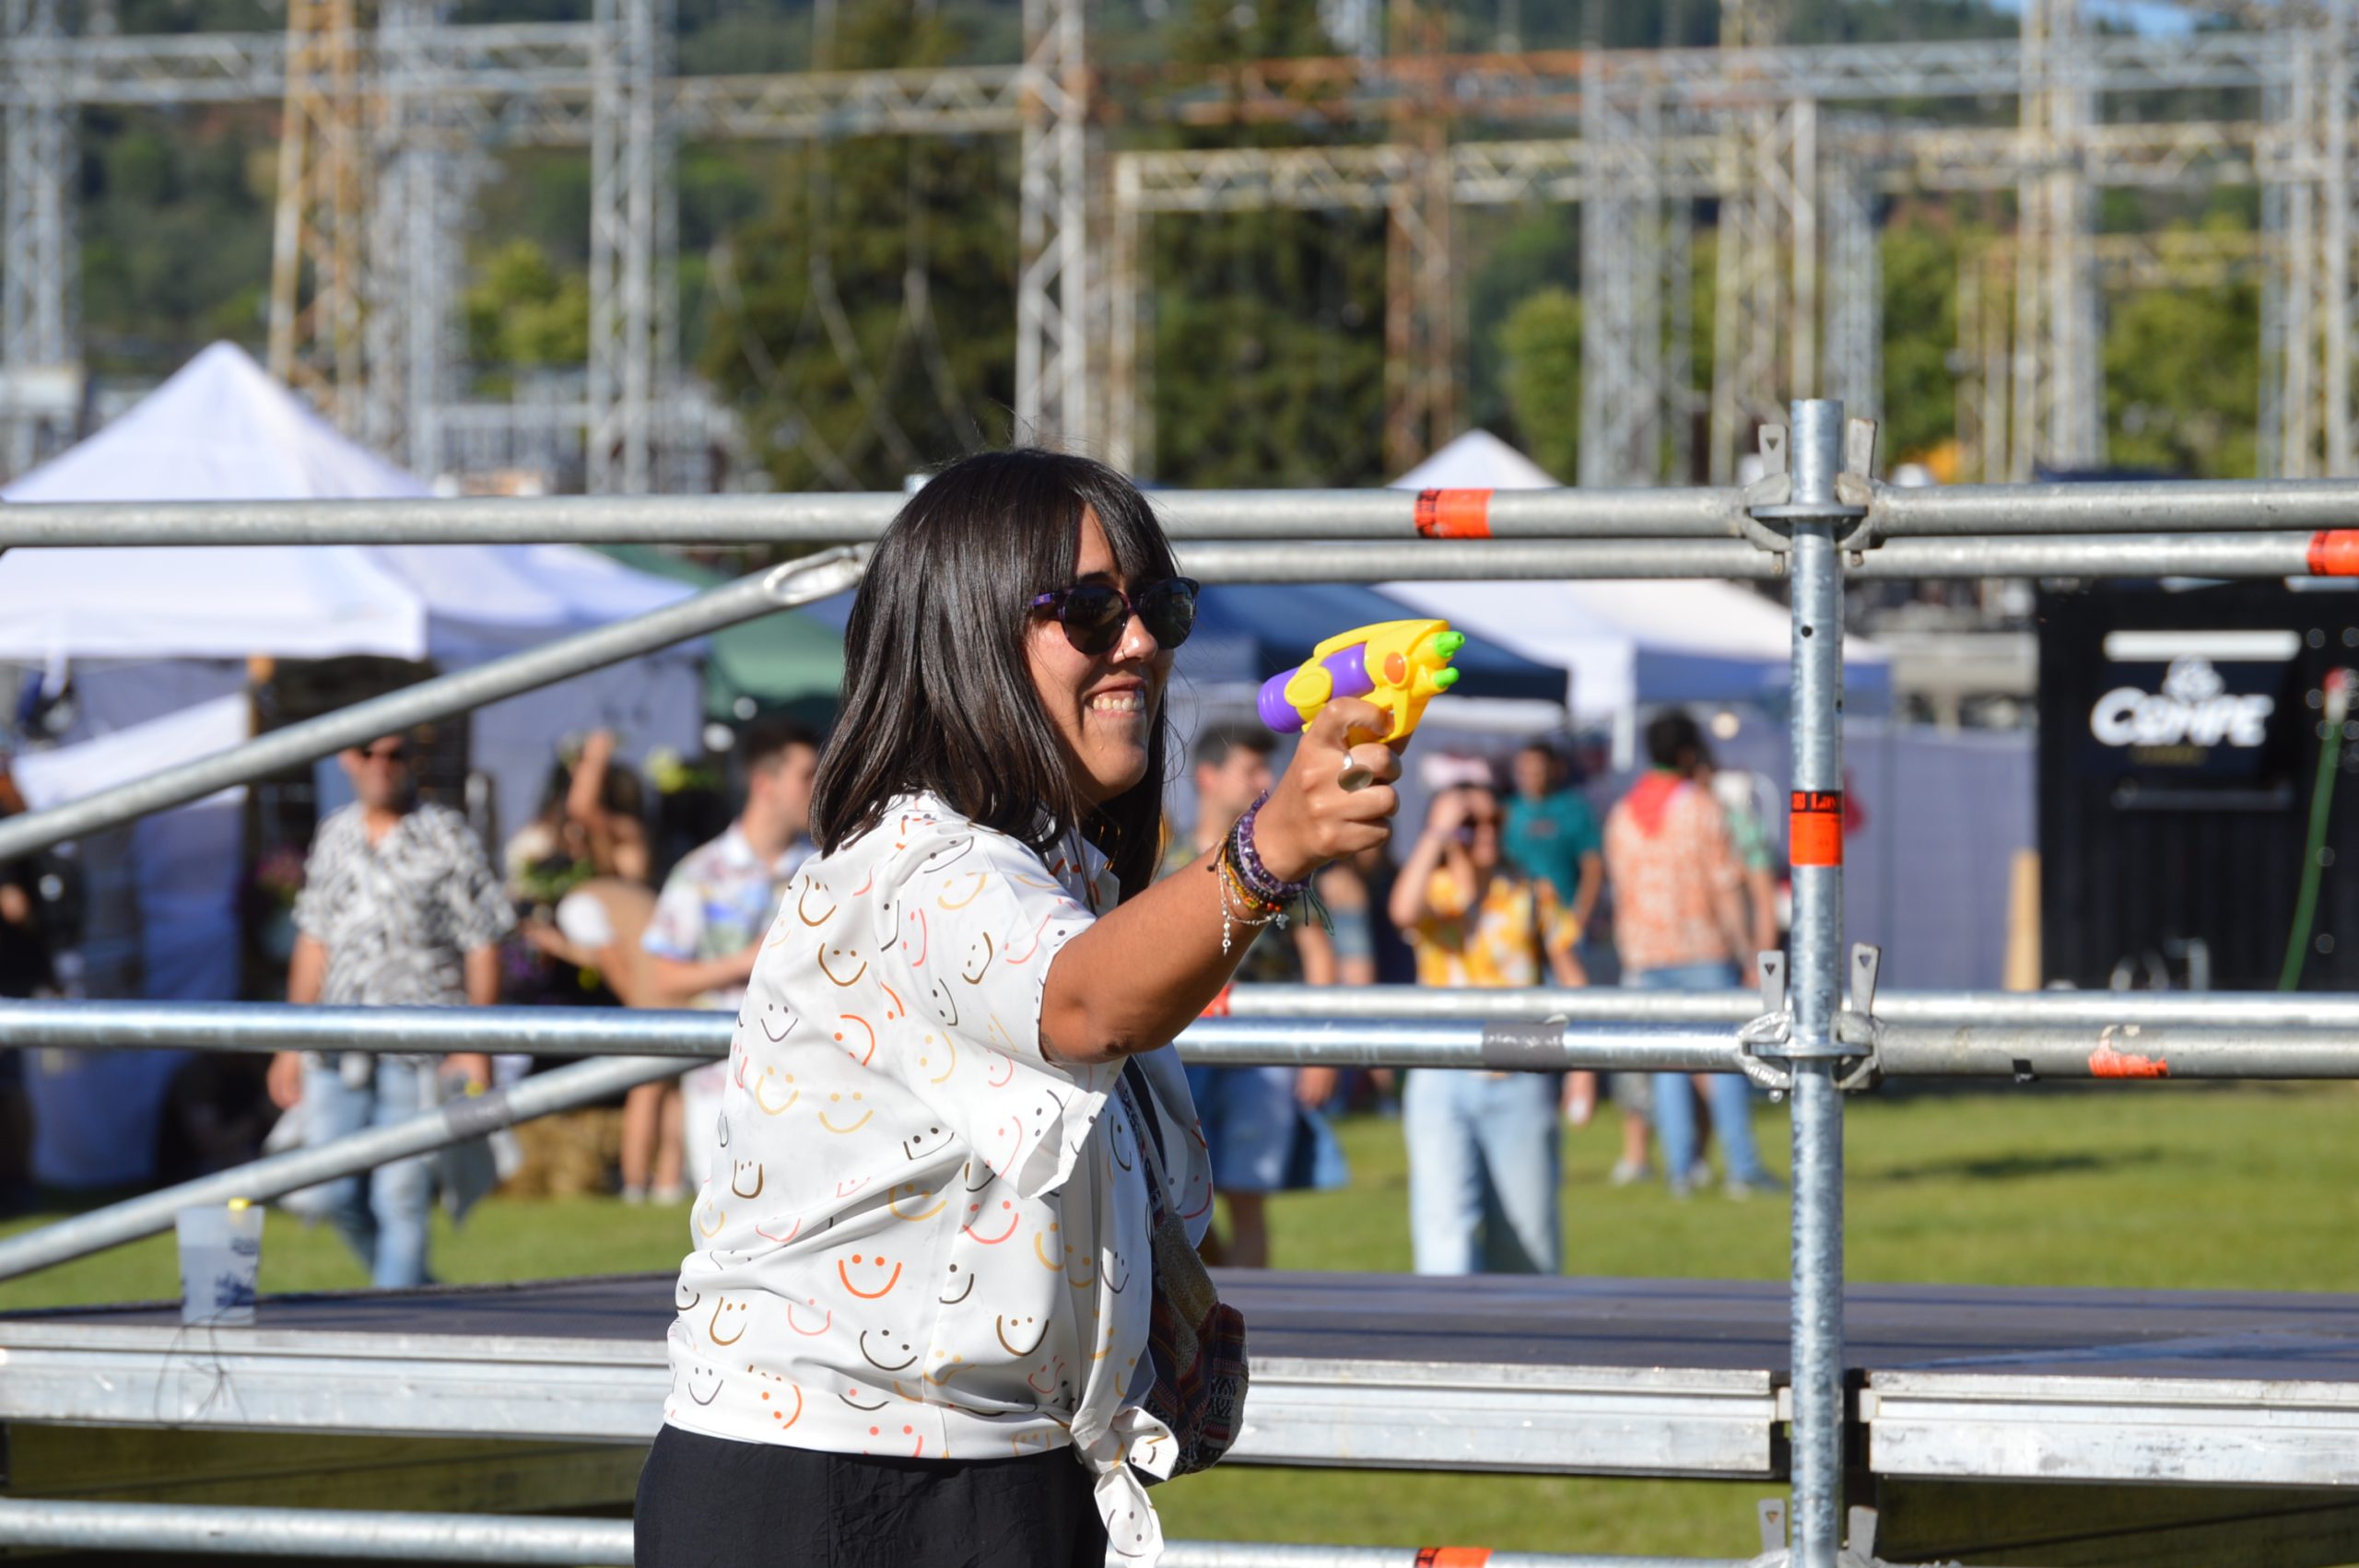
[
  {"left": 314, "top": 802, "right": 363, "bottom": 840},
  {"left": 662, "top": 832, "right": 732, "bottom": 890}
]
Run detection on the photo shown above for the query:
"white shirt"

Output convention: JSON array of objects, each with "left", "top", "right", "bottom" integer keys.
[{"left": 662, "top": 794, "right": 1213, "bottom": 1564}]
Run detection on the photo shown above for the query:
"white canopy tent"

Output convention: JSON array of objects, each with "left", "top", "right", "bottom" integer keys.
[
  {"left": 1384, "top": 431, "right": 1890, "bottom": 745},
  {"left": 3, "top": 344, "right": 701, "bottom": 1188}
]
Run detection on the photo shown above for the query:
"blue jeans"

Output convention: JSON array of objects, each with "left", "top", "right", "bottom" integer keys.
[
  {"left": 302, "top": 1055, "right": 433, "bottom": 1288},
  {"left": 1628, "top": 961, "right": 1771, "bottom": 1188},
  {"left": 1402, "top": 1069, "right": 1562, "bottom": 1275}
]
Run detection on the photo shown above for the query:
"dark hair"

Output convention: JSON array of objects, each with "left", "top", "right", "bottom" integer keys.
[
  {"left": 1645, "top": 709, "right": 1708, "bottom": 770},
  {"left": 741, "top": 718, "right": 820, "bottom": 774},
  {"left": 1192, "top": 722, "right": 1273, "bottom": 771},
  {"left": 810, "top": 449, "right": 1179, "bottom": 897}
]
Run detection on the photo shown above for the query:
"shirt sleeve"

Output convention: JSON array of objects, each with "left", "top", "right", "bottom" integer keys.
[
  {"left": 1564, "top": 794, "right": 1605, "bottom": 862},
  {"left": 443, "top": 814, "right": 517, "bottom": 952},
  {"left": 642, "top": 867, "right": 706, "bottom": 961},
  {"left": 290, "top": 826, "right": 334, "bottom": 942},
  {"left": 868, "top": 824, "right": 1109, "bottom": 1202}
]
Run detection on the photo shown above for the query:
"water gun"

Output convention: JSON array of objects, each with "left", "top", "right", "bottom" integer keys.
[{"left": 1257, "top": 619, "right": 1465, "bottom": 788}]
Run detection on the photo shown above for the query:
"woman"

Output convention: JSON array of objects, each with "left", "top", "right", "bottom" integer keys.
[
  {"left": 1389, "top": 783, "right": 1590, "bottom": 1276},
  {"left": 634, "top": 450, "right": 1400, "bottom": 1568}
]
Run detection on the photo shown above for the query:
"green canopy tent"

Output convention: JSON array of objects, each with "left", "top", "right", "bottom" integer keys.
[{"left": 596, "top": 545, "right": 847, "bottom": 726}]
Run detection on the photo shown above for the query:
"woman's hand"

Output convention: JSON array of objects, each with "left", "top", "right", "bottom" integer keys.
[{"left": 1252, "top": 698, "right": 1402, "bottom": 884}]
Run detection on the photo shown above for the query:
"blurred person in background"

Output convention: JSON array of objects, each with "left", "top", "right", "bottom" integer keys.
[
  {"left": 0, "top": 769, "right": 49, "bottom": 1211},
  {"left": 628, "top": 720, "right": 818, "bottom": 1204},
  {"left": 509, "top": 730, "right": 657, "bottom": 1010},
  {"left": 1391, "top": 782, "right": 1590, "bottom": 1275},
  {"left": 1502, "top": 737, "right": 1636, "bottom": 1164},
  {"left": 1160, "top": 723, "right": 1342, "bottom": 1267},
  {"left": 1603, "top": 711, "right": 1779, "bottom": 1199},
  {"left": 267, "top": 731, "right": 512, "bottom": 1287}
]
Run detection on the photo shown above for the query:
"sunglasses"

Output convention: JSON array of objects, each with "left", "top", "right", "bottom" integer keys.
[{"left": 1028, "top": 576, "right": 1199, "bottom": 656}]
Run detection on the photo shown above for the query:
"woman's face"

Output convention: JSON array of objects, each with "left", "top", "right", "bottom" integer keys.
[{"left": 1025, "top": 508, "right": 1172, "bottom": 806}]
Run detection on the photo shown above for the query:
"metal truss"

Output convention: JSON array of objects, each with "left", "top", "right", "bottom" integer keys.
[
  {"left": 1015, "top": 0, "right": 1088, "bottom": 451},
  {"left": 1163, "top": 31, "right": 2294, "bottom": 128},
  {"left": 264, "top": 0, "right": 367, "bottom": 432},
  {"left": 0, "top": 0, "right": 72, "bottom": 473}
]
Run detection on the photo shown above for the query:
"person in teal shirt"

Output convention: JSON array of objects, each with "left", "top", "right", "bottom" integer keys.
[{"left": 1505, "top": 741, "right": 1603, "bottom": 934}]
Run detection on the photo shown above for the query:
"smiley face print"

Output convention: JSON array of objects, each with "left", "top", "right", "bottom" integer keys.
[
  {"left": 916, "top": 835, "right": 972, "bottom": 873},
  {"left": 796, "top": 879, "right": 838, "bottom": 927},
  {"left": 687, "top": 1358, "right": 724, "bottom": 1405},
  {"left": 995, "top": 1313, "right": 1050, "bottom": 1357},
  {"left": 816, "top": 941, "right": 869, "bottom": 988},
  {"left": 937, "top": 871, "right": 988, "bottom": 909},
  {"left": 818, "top": 1091, "right": 872, "bottom": 1134},
  {"left": 729, "top": 1160, "right": 764, "bottom": 1199},
  {"left": 756, "top": 1001, "right": 797, "bottom": 1044},
  {"left": 836, "top": 1251, "right": 904, "bottom": 1299},
  {"left": 834, "top": 1013, "right": 877, "bottom": 1066},
  {"left": 707, "top": 1296, "right": 750, "bottom": 1347},
  {"left": 901, "top": 1121, "right": 955, "bottom": 1163},
  {"left": 959, "top": 931, "right": 995, "bottom": 985},
  {"left": 923, "top": 977, "right": 959, "bottom": 1028},
  {"left": 857, "top": 1328, "right": 920, "bottom": 1373},
  {"left": 961, "top": 1196, "right": 1019, "bottom": 1244},
  {"left": 915, "top": 1029, "right": 957, "bottom": 1085},
  {"left": 862, "top": 1421, "right": 926, "bottom": 1458},
  {"left": 752, "top": 1066, "right": 798, "bottom": 1116}
]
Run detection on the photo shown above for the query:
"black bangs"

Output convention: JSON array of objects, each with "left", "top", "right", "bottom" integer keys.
[{"left": 808, "top": 448, "right": 1177, "bottom": 900}]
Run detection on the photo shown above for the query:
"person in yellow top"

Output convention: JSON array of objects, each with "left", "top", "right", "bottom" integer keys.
[{"left": 1389, "top": 782, "right": 1591, "bottom": 1274}]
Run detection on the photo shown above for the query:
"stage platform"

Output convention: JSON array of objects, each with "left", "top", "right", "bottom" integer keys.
[{"left": 8, "top": 1272, "right": 2359, "bottom": 1562}]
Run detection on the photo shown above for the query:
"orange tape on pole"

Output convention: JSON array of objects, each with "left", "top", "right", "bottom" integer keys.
[
  {"left": 1414, "top": 488, "right": 1494, "bottom": 539},
  {"left": 1413, "top": 1550, "right": 1493, "bottom": 1567},
  {"left": 1790, "top": 790, "right": 1844, "bottom": 868},
  {"left": 2308, "top": 531, "right": 2359, "bottom": 577},
  {"left": 1199, "top": 985, "right": 1233, "bottom": 1019}
]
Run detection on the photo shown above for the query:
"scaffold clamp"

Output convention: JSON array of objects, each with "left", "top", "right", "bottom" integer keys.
[{"left": 1742, "top": 944, "right": 1885, "bottom": 1094}]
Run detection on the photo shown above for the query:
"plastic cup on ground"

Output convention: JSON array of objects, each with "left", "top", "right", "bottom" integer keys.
[{"left": 175, "top": 1199, "right": 264, "bottom": 1327}]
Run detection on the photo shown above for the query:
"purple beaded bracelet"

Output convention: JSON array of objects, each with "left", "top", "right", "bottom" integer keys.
[{"left": 1230, "top": 790, "right": 1309, "bottom": 906}]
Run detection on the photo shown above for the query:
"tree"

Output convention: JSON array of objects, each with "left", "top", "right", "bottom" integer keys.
[
  {"left": 1497, "top": 287, "right": 1580, "bottom": 481},
  {"left": 1144, "top": 0, "right": 1387, "bottom": 486},
  {"left": 698, "top": 0, "right": 1015, "bottom": 490}
]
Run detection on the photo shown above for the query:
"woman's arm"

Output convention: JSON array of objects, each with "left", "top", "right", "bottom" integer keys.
[
  {"left": 1040, "top": 701, "right": 1398, "bottom": 1066},
  {"left": 1388, "top": 793, "right": 1471, "bottom": 931}
]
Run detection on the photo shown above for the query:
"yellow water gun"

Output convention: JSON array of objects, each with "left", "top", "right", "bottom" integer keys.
[{"left": 1258, "top": 619, "right": 1465, "bottom": 787}]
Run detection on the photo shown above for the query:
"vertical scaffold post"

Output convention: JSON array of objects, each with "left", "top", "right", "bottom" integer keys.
[{"left": 1783, "top": 397, "right": 1848, "bottom": 1567}]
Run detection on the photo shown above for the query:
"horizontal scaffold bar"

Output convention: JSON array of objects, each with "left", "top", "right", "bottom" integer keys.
[
  {"left": 0, "top": 479, "right": 2357, "bottom": 548},
  {"left": 13, "top": 998, "right": 2359, "bottom": 1079},
  {"left": 0, "top": 551, "right": 866, "bottom": 865},
  {"left": 0, "top": 1499, "right": 1731, "bottom": 1568}
]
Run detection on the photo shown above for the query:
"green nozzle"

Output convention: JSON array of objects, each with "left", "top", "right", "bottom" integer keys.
[
  {"left": 1434, "top": 630, "right": 1466, "bottom": 658},
  {"left": 1433, "top": 666, "right": 1461, "bottom": 690}
]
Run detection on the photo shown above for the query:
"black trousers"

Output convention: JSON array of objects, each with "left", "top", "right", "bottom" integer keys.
[{"left": 634, "top": 1424, "right": 1109, "bottom": 1568}]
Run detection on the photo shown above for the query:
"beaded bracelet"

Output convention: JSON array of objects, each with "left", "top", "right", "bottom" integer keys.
[
  {"left": 1230, "top": 790, "right": 1309, "bottom": 907},
  {"left": 1207, "top": 843, "right": 1285, "bottom": 955}
]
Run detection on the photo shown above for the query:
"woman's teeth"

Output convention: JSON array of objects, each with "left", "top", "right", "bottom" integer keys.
[{"left": 1087, "top": 692, "right": 1144, "bottom": 715}]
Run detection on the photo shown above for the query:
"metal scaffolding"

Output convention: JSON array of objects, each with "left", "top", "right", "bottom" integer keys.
[{"left": 14, "top": 432, "right": 2359, "bottom": 1564}]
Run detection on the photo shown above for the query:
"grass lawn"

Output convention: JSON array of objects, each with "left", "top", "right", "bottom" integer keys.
[{"left": 7, "top": 1082, "right": 2359, "bottom": 1555}]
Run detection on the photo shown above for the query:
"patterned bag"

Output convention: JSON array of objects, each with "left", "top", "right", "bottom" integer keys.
[{"left": 1117, "top": 1060, "right": 1250, "bottom": 1477}]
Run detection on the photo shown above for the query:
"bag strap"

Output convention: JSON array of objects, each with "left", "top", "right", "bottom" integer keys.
[{"left": 1116, "top": 1059, "right": 1178, "bottom": 1213}]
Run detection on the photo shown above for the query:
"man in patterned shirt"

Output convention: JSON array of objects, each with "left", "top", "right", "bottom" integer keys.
[
  {"left": 265, "top": 731, "right": 513, "bottom": 1287},
  {"left": 631, "top": 720, "right": 818, "bottom": 1202}
]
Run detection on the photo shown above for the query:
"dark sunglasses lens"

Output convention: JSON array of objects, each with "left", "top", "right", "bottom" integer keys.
[
  {"left": 1138, "top": 579, "right": 1197, "bottom": 649},
  {"left": 1058, "top": 585, "right": 1129, "bottom": 654}
]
